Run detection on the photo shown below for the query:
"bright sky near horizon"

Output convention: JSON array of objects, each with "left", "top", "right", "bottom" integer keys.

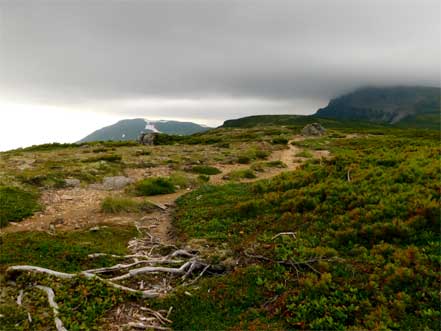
[{"left": 0, "top": 0, "right": 439, "bottom": 151}]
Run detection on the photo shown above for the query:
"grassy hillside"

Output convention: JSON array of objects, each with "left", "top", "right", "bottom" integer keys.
[
  {"left": 161, "top": 129, "right": 440, "bottom": 330},
  {"left": 222, "top": 114, "right": 390, "bottom": 131}
]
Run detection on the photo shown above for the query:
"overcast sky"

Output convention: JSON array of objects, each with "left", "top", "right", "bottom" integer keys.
[{"left": 0, "top": 0, "right": 440, "bottom": 150}]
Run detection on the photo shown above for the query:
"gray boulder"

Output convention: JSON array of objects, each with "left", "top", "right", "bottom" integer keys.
[
  {"left": 138, "top": 132, "right": 160, "bottom": 146},
  {"left": 64, "top": 178, "right": 81, "bottom": 187},
  {"left": 102, "top": 176, "right": 133, "bottom": 190},
  {"left": 301, "top": 123, "right": 326, "bottom": 136}
]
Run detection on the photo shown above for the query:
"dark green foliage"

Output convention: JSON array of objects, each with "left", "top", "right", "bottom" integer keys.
[
  {"left": 133, "top": 177, "right": 176, "bottom": 196},
  {"left": 189, "top": 165, "right": 221, "bottom": 175},
  {"left": 0, "top": 186, "right": 40, "bottom": 227},
  {"left": 271, "top": 137, "right": 289, "bottom": 144},
  {"left": 237, "top": 155, "right": 251, "bottom": 164}
]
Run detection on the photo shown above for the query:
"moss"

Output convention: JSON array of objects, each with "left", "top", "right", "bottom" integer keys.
[{"left": 0, "top": 186, "right": 40, "bottom": 227}]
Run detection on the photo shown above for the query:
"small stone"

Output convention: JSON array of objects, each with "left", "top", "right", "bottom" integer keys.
[
  {"left": 102, "top": 176, "right": 133, "bottom": 190},
  {"left": 65, "top": 178, "right": 81, "bottom": 187},
  {"left": 61, "top": 195, "right": 73, "bottom": 200},
  {"left": 301, "top": 123, "right": 326, "bottom": 136}
]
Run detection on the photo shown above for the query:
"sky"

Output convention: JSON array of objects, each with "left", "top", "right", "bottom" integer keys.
[{"left": 0, "top": 0, "right": 440, "bottom": 151}]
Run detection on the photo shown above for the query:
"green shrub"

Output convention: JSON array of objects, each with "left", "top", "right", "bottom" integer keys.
[
  {"left": 198, "top": 174, "right": 210, "bottom": 182},
  {"left": 226, "top": 169, "right": 256, "bottom": 180},
  {"left": 271, "top": 137, "right": 288, "bottom": 144},
  {"left": 133, "top": 177, "right": 176, "bottom": 196},
  {"left": 101, "top": 196, "right": 155, "bottom": 213},
  {"left": 0, "top": 186, "right": 40, "bottom": 227},
  {"left": 190, "top": 165, "right": 221, "bottom": 175},
  {"left": 237, "top": 156, "right": 251, "bottom": 164},
  {"left": 295, "top": 150, "right": 313, "bottom": 158}
]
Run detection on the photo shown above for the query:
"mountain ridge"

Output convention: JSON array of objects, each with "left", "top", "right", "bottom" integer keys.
[
  {"left": 315, "top": 86, "right": 440, "bottom": 128},
  {"left": 79, "top": 118, "right": 210, "bottom": 142}
]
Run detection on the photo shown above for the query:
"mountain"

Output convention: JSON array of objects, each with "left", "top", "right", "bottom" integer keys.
[
  {"left": 315, "top": 86, "right": 440, "bottom": 129},
  {"left": 79, "top": 118, "right": 210, "bottom": 142}
]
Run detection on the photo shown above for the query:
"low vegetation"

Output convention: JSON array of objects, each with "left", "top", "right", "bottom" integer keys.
[
  {"left": 225, "top": 168, "right": 257, "bottom": 180},
  {"left": 0, "top": 226, "right": 137, "bottom": 330},
  {"left": 167, "top": 131, "right": 440, "bottom": 330},
  {"left": 0, "top": 121, "right": 439, "bottom": 330}
]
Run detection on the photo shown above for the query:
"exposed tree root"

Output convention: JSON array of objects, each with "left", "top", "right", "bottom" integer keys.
[
  {"left": 6, "top": 265, "right": 160, "bottom": 298},
  {"left": 35, "top": 285, "right": 67, "bottom": 331}
]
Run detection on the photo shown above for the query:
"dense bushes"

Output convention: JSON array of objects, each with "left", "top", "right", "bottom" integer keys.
[{"left": 0, "top": 186, "right": 40, "bottom": 227}]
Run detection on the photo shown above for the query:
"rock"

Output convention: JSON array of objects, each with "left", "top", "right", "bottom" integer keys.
[
  {"left": 301, "top": 123, "right": 326, "bottom": 136},
  {"left": 102, "top": 176, "right": 133, "bottom": 190},
  {"left": 64, "top": 178, "right": 81, "bottom": 187},
  {"left": 138, "top": 132, "right": 160, "bottom": 146},
  {"left": 61, "top": 195, "right": 73, "bottom": 200}
]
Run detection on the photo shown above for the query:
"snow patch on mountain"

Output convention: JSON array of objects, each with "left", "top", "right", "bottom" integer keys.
[{"left": 144, "top": 119, "right": 161, "bottom": 133}]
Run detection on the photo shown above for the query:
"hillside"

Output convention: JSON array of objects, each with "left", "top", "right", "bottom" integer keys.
[
  {"left": 79, "top": 118, "right": 209, "bottom": 142},
  {"left": 0, "top": 124, "right": 439, "bottom": 330},
  {"left": 222, "top": 114, "right": 388, "bottom": 130},
  {"left": 315, "top": 86, "right": 440, "bottom": 128}
]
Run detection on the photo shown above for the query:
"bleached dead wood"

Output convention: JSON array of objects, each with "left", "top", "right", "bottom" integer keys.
[
  {"left": 126, "top": 322, "right": 171, "bottom": 330},
  {"left": 110, "top": 261, "right": 194, "bottom": 281},
  {"left": 35, "top": 285, "right": 67, "bottom": 331},
  {"left": 271, "top": 232, "right": 297, "bottom": 240},
  {"left": 6, "top": 265, "right": 159, "bottom": 298},
  {"left": 84, "top": 258, "right": 184, "bottom": 274},
  {"left": 16, "top": 289, "right": 24, "bottom": 306}
]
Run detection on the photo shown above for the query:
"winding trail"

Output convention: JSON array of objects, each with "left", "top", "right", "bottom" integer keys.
[{"left": 2, "top": 135, "right": 328, "bottom": 236}]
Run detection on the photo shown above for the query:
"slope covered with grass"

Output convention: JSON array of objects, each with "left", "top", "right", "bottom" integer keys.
[{"left": 163, "top": 130, "right": 440, "bottom": 330}]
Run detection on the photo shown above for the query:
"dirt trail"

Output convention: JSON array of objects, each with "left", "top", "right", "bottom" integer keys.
[{"left": 2, "top": 135, "right": 329, "bottom": 236}]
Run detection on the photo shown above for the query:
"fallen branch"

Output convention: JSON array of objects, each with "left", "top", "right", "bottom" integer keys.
[
  {"left": 111, "top": 261, "right": 194, "bottom": 281},
  {"left": 84, "top": 258, "right": 184, "bottom": 274},
  {"left": 16, "top": 289, "right": 24, "bottom": 306},
  {"left": 7, "top": 265, "right": 159, "bottom": 298},
  {"left": 271, "top": 232, "right": 297, "bottom": 240},
  {"left": 145, "top": 200, "right": 168, "bottom": 210},
  {"left": 35, "top": 285, "right": 67, "bottom": 331},
  {"left": 126, "top": 322, "right": 171, "bottom": 330}
]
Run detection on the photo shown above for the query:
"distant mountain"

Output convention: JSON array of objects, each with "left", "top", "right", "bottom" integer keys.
[
  {"left": 315, "top": 86, "right": 440, "bottom": 129},
  {"left": 79, "top": 119, "right": 210, "bottom": 142}
]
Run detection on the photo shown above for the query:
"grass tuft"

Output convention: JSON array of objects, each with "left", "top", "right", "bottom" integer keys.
[
  {"left": 133, "top": 177, "right": 176, "bottom": 196},
  {"left": 101, "top": 196, "right": 155, "bottom": 213}
]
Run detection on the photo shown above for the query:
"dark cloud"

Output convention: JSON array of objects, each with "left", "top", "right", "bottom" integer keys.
[{"left": 0, "top": 0, "right": 440, "bottom": 110}]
